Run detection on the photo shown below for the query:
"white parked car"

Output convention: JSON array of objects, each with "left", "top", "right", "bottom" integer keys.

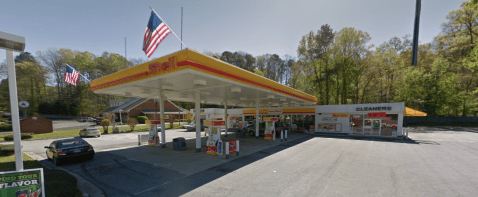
[
  {"left": 182, "top": 123, "right": 194, "bottom": 129},
  {"left": 87, "top": 117, "right": 96, "bottom": 122},
  {"left": 79, "top": 128, "right": 101, "bottom": 137}
]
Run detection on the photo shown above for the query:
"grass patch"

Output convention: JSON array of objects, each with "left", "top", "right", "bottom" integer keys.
[
  {"left": 0, "top": 153, "right": 83, "bottom": 197},
  {"left": 0, "top": 144, "right": 15, "bottom": 156},
  {"left": 101, "top": 125, "right": 151, "bottom": 133},
  {"left": 0, "top": 123, "right": 186, "bottom": 142}
]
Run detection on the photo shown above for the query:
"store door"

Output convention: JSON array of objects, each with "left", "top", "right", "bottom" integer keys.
[
  {"left": 371, "top": 119, "right": 381, "bottom": 136},
  {"left": 363, "top": 119, "right": 372, "bottom": 135}
]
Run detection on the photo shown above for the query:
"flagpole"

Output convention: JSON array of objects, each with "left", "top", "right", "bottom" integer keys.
[
  {"left": 181, "top": 6, "right": 183, "bottom": 50},
  {"left": 149, "top": 6, "right": 187, "bottom": 48}
]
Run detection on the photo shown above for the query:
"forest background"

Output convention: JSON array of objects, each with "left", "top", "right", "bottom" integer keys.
[{"left": 1, "top": 1, "right": 477, "bottom": 118}]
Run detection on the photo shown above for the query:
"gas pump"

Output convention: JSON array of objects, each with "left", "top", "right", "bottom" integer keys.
[
  {"left": 204, "top": 120, "right": 225, "bottom": 155},
  {"left": 146, "top": 120, "right": 161, "bottom": 146},
  {"left": 263, "top": 117, "right": 279, "bottom": 140}
]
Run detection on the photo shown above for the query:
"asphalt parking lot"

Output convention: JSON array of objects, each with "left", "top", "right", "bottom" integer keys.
[
  {"left": 38, "top": 132, "right": 305, "bottom": 197},
  {"left": 35, "top": 127, "right": 478, "bottom": 197}
]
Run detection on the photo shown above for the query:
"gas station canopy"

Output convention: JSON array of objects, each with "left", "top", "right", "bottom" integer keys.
[{"left": 89, "top": 49, "right": 317, "bottom": 106}]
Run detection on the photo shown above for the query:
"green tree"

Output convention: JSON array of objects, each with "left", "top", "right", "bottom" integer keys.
[
  {"left": 101, "top": 119, "right": 111, "bottom": 134},
  {"left": 127, "top": 117, "right": 138, "bottom": 131}
]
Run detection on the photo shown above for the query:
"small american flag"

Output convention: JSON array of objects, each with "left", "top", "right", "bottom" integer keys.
[
  {"left": 143, "top": 11, "right": 171, "bottom": 58},
  {"left": 64, "top": 64, "right": 80, "bottom": 86}
]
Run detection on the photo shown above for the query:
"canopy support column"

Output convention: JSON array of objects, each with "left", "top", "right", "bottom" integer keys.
[
  {"left": 224, "top": 102, "right": 228, "bottom": 137},
  {"left": 256, "top": 99, "right": 259, "bottom": 139},
  {"left": 160, "top": 95, "right": 166, "bottom": 148},
  {"left": 195, "top": 90, "right": 201, "bottom": 152}
]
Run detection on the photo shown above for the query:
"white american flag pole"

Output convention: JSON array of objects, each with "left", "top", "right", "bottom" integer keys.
[{"left": 149, "top": 6, "right": 187, "bottom": 49}]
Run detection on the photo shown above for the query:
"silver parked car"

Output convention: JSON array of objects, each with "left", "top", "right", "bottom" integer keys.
[{"left": 79, "top": 128, "right": 101, "bottom": 137}]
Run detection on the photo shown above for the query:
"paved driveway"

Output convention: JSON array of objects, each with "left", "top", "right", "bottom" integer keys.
[{"left": 32, "top": 127, "right": 478, "bottom": 196}]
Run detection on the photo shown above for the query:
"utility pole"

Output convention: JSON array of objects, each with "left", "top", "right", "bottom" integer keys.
[
  {"left": 181, "top": 6, "right": 183, "bottom": 50},
  {"left": 411, "top": 0, "right": 421, "bottom": 66},
  {"left": 125, "top": 37, "right": 127, "bottom": 67}
]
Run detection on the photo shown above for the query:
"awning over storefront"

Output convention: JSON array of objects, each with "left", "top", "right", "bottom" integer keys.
[{"left": 404, "top": 107, "right": 427, "bottom": 116}]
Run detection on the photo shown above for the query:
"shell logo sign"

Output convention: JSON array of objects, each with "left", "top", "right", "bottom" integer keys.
[{"left": 148, "top": 57, "right": 177, "bottom": 74}]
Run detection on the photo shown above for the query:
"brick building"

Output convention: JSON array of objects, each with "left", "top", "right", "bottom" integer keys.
[
  {"left": 102, "top": 98, "right": 188, "bottom": 122},
  {"left": 20, "top": 115, "right": 53, "bottom": 134}
]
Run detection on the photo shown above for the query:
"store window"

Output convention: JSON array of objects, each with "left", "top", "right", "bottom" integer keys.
[
  {"left": 349, "top": 114, "right": 363, "bottom": 134},
  {"left": 381, "top": 114, "right": 398, "bottom": 136}
]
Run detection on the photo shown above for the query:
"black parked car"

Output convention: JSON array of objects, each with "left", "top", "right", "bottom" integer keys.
[{"left": 44, "top": 138, "right": 95, "bottom": 166}]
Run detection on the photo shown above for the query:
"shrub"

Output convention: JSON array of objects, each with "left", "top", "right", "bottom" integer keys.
[
  {"left": 136, "top": 116, "right": 148, "bottom": 124},
  {"left": 100, "top": 119, "right": 111, "bottom": 134},
  {"left": 186, "top": 117, "right": 193, "bottom": 124},
  {"left": 0, "top": 123, "right": 12, "bottom": 131},
  {"left": 0, "top": 144, "right": 15, "bottom": 156},
  {"left": 127, "top": 118, "right": 138, "bottom": 132},
  {"left": 3, "top": 133, "right": 33, "bottom": 141}
]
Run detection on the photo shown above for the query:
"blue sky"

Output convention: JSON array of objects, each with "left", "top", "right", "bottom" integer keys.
[{"left": 0, "top": 0, "right": 465, "bottom": 64}]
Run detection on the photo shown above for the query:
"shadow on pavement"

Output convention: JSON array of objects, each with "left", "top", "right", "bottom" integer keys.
[
  {"left": 137, "top": 135, "right": 313, "bottom": 196},
  {"left": 43, "top": 134, "right": 312, "bottom": 197}
]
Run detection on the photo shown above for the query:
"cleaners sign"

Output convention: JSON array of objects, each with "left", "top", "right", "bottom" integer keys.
[{"left": 0, "top": 168, "right": 45, "bottom": 197}]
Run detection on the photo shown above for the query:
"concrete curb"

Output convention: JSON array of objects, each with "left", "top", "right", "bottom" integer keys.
[{"left": 24, "top": 152, "right": 105, "bottom": 197}]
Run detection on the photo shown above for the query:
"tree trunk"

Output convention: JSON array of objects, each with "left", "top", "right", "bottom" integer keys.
[
  {"left": 336, "top": 70, "right": 340, "bottom": 104},
  {"left": 325, "top": 59, "right": 329, "bottom": 105},
  {"left": 314, "top": 60, "right": 323, "bottom": 105},
  {"left": 342, "top": 58, "right": 347, "bottom": 104}
]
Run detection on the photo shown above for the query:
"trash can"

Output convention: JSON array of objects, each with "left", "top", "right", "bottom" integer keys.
[
  {"left": 173, "top": 137, "right": 186, "bottom": 151},
  {"left": 234, "top": 128, "right": 246, "bottom": 138}
]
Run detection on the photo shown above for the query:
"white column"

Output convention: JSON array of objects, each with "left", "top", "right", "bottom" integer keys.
[
  {"left": 7, "top": 50, "right": 23, "bottom": 171},
  {"left": 195, "top": 90, "right": 201, "bottom": 152},
  {"left": 315, "top": 113, "right": 319, "bottom": 133},
  {"left": 225, "top": 141, "right": 229, "bottom": 159},
  {"left": 224, "top": 102, "right": 228, "bottom": 137},
  {"left": 256, "top": 99, "right": 260, "bottom": 139},
  {"left": 397, "top": 112, "right": 404, "bottom": 136},
  {"left": 160, "top": 95, "right": 166, "bottom": 147},
  {"left": 119, "top": 110, "right": 124, "bottom": 132}
]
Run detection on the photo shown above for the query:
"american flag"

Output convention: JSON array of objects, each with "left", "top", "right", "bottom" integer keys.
[
  {"left": 64, "top": 64, "right": 80, "bottom": 86},
  {"left": 143, "top": 11, "right": 171, "bottom": 58}
]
